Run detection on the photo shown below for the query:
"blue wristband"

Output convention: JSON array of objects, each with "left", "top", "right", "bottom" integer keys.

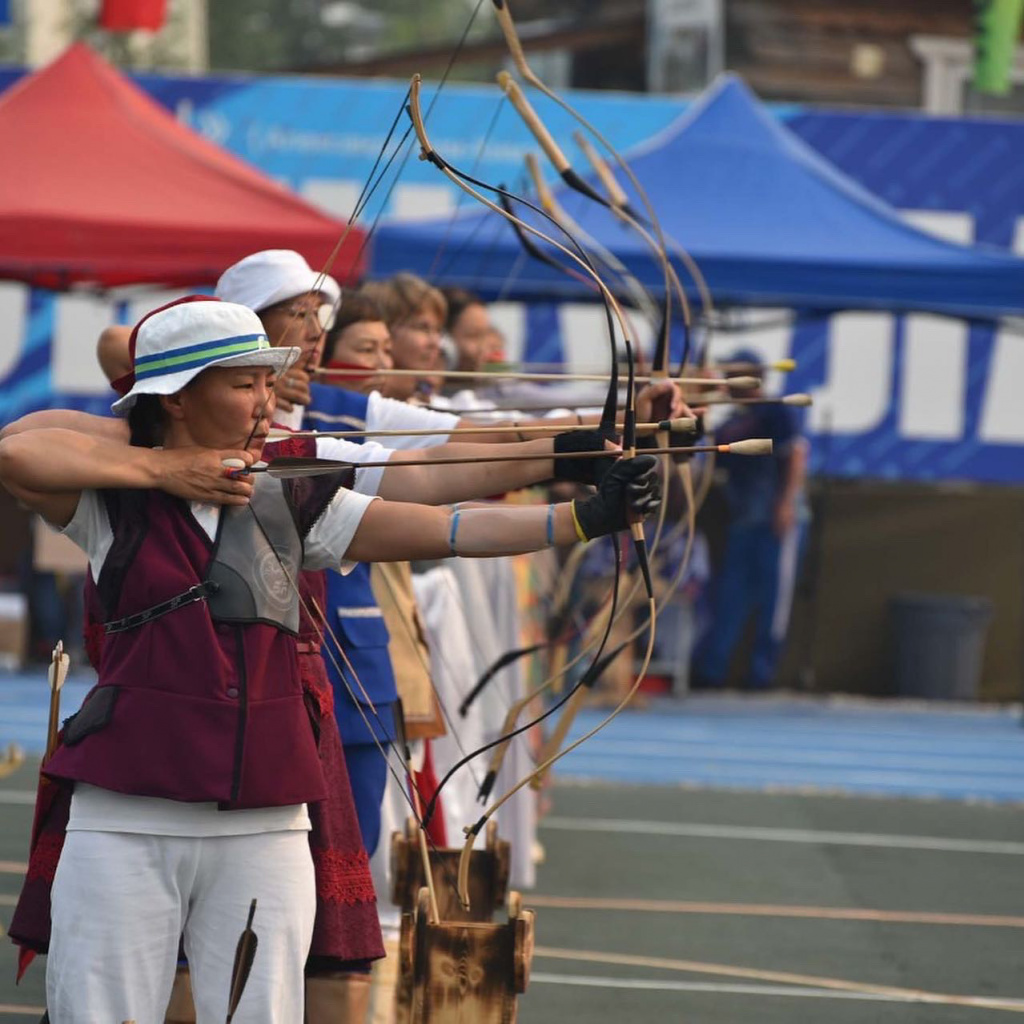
[{"left": 448, "top": 509, "right": 462, "bottom": 555}]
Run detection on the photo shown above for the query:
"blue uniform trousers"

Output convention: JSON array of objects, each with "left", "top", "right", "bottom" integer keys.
[{"left": 697, "top": 521, "right": 804, "bottom": 688}]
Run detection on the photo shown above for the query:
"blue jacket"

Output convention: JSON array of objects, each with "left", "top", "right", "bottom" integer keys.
[{"left": 305, "top": 385, "right": 398, "bottom": 744}]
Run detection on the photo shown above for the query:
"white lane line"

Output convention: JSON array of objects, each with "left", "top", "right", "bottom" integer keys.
[
  {"left": 0, "top": 895, "right": 17, "bottom": 906},
  {"left": 0, "top": 792, "right": 36, "bottom": 805},
  {"left": 0, "top": 1004, "right": 46, "bottom": 1017},
  {"left": 540, "top": 817, "right": 1024, "bottom": 855},
  {"left": 530, "top": 973, "right": 913, "bottom": 1002},
  {"left": 527, "top": 895, "right": 1024, "bottom": 928},
  {"left": 563, "top": 738, "right": 1024, "bottom": 774}
]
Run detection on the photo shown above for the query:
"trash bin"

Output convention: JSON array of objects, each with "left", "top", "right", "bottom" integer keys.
[{"left": 890, "top": 593, "right": 993, "bottom": 700}]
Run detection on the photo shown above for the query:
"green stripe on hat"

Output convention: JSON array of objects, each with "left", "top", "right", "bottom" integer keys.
[{"left": 135, "top": 335, "right": 271, "bottom": 379}]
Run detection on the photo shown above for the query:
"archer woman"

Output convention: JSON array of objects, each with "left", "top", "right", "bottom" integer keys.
[{"left": 0, "top": 295, "right": 659, "bottom": 1024}]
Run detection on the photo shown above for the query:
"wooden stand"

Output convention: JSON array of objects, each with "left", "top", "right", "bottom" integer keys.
[
  {"left": 0, "top": 742, "right": 24, "bottom": 781},
  {"left": 398, "top": 888, "right": 534, "bottom": 1024},
  {"left": 391, "top": 817, "right": 510, "bottom": 923}
]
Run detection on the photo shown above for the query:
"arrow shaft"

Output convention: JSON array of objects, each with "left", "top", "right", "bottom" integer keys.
[
  {"left": 273, "top": 418, "right": 695, "bottom": 441},
  {"left": 316, "top": 366, "right": 744, "bottom": 386},
  {"left": 248, "top": 441, "right": 763, "bottom": 477}
]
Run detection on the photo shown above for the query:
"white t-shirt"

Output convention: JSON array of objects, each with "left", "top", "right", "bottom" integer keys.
[
  {"left": 66, "top": 439, "right": 381, "bottom": 582},
  {"left": 365, "top": 392, "right": 459, "bottom": 449},
  {"left": 61, "top": 452, "right": 379, "bottom": 838}
]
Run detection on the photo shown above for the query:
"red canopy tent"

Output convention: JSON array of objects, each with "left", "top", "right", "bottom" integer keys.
[{"left": 0, "top": 43, "right": 364, "bottom": 290}]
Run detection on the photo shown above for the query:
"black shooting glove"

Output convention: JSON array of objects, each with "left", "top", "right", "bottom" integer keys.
[
  {"left": 553, "top": 429, "right": 616, "bottom": 485},
  {"left": 571, "top": 455, "right": 661, "bottom": 540}
]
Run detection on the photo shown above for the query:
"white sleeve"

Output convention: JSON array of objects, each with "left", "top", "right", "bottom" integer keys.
[
  {"left": 303, "top": 487, "right": 379, "bottom": 572},
  {"left": 274, "top": 404, "right": 304, "bottom": 431},
  {"left": 314, "top": 436, "right": 393, "bottom": 497},
  {"left": 59, "top": 490, "right": 114, "bottom": 578},
  {"left": 366, "top": 391, "right": 459, "bottom": 449}
]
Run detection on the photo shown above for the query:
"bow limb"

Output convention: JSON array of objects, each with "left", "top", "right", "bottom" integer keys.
[
  {"left": 475, "top": 546, "right": 627, "bottom": 802},
  {"left": 572, "top": 132, "right": 714, "bottom": 321},
  {"left": 409, "top": 75, "right": 656, "bottom": 829},
  {"left": 568, "top": 130, "right": 694, "bottom": 370},
  {"left": 495, "top": 69, "right": 670, "bottom": 369},
  {"left": 370, "top": 562, "right": 486, "bottom": 800},
  {"left": 471, "top": 92, "right": 677, "bottom": 794},
  {"left": 407, "top": 75, "right": 630, "bottom": 403},
  {"left": 239, "top": 503, "right": 469, "bottom": 918},
  {"left": 523, "top": 152, "right": 660, "bottom": 340},
  {"left": 490, "top": 2, "right": 678, "bottom": 354},
  {"left": 456, "top": 594, "right": 658, "bottom": 910},
  {"left": 563, "top": 141, "right": 713, "bottom": 617}
]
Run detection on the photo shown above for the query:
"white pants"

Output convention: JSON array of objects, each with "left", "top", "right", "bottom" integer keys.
[{"left": 47, "top": 830, "right": 316, "bottom": 1024}]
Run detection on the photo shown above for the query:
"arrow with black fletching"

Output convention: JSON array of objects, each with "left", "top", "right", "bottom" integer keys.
[{"left": 225, "top": 898, "right": 258, "bottom": 1023}]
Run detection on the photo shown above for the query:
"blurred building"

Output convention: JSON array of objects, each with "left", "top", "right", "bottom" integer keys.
[
  {"left": 7, "top": 2, "right": 1016, "bottom": 115},
  {"left": 308, "top": 0, "right": 1021, "bottom": 116},
  {"left": 4, "top": 0, "right": 207, "bottom": 70}
]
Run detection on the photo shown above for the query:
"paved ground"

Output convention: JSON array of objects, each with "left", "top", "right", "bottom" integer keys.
[{"left": 1, "top": 675, "right": 1023, "bottom": 1021}]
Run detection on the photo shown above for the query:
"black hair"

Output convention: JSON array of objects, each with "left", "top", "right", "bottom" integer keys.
[
  {"left": 127, "top": 394, "right": 167, "bottom": 448},
  {"left": 441, "top": 286, "right": 484, "bottom": 333},
  {"left": 323, "top": 291, "right": 386, "bottom": 364}
]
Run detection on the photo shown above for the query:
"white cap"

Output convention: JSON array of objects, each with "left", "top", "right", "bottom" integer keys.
[
  {"left": 111, "top": 297, "right": 301, "bottom": 416},
  {"left": 215, "top": 249, "right": 341, "bottom": 312}
]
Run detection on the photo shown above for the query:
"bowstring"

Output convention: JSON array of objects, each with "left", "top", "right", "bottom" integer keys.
[{"left": 244, "top": 499, "right": 468, "bottom": 906}]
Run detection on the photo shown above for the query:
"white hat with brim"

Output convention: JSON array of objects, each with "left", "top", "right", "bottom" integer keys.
[
  {"left": 112, "top": 298, "right": 302, "bottom": 416},
  {"left": 215, "top": 249, "right": 341, "bottom": 312}
]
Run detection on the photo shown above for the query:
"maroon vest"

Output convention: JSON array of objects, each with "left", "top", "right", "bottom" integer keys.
[{"left": 45, "top": 439, "right": 353, "bottom": 810}]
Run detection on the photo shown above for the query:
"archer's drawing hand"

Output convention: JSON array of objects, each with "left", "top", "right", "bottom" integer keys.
[
  {"left": 636, "top": 379, "right": 690, "bottom": 423},
  {"left": 154, "top": 448, "right": 255, "bottom": 506},
  {"left": 275, "top": 368, "right": 313, "bottom": 412}
]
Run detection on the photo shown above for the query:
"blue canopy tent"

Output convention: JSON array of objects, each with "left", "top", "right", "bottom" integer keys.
[{"left": 369, "top": 75, "right": 1024, "bottom": 320}]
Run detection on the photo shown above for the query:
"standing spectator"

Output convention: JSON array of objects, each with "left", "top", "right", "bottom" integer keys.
[{"left": 694, "top": 351, "right": 808, "bottom": 690}]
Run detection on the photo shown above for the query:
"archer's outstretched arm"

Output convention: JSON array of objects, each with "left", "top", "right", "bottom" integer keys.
[
  {"left": 378, "top": 437, "right": 558, "bottom": 503},
  {"left": 0, "top": 429, "right": 254, "bottom": 526},
  {"left": 0, "top": 410, "right": 128, "bottom": 443},
  {"left": 341, "top": 456, "right": 660, "bottom": 564}
]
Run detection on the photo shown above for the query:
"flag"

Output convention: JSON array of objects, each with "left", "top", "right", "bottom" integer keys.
[
  {"left": 99, "top": 0, "right": 168, "bottom": 32},
  {"left": 973, "top": 0, "right": 1024, "bottom": 95}
]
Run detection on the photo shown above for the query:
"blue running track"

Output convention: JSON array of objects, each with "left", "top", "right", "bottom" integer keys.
[{"left": 3, "top": 672, "right": 1024, "bottom": 802}]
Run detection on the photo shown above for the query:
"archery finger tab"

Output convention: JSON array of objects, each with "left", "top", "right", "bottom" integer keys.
[{"left": 721, "top": 438, "right": 774, "bottom": 456}]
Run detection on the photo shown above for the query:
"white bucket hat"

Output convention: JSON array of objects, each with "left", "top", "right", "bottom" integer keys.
[
  {"left": 111, "top": 296, "right": 301, "bottom": 416},
  {"left": 215, "top": 249, "right": 341, "bottom": 312}
]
